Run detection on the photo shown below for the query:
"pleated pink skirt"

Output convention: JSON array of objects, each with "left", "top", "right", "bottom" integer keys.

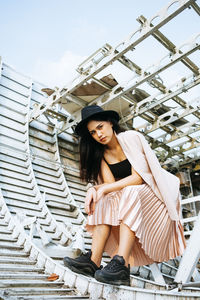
[{"left": 86, "top": 183, "right": 186, "bottom": 267}]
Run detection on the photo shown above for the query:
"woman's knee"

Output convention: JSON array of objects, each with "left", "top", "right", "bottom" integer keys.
[{"left": 95, "top": 224, "right": 111, "bottom": 235}]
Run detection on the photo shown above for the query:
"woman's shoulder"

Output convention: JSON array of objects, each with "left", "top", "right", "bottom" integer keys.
[
  {"left": 117, "top": 130, "right": 144, "bottom": 152},
  {"left": 117, "top": 130, "right": 143, "bottom": 138}
]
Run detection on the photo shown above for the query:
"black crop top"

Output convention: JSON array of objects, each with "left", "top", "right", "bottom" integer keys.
[{"left": 104, "top": 158, "right": 132, "bottom": 180}]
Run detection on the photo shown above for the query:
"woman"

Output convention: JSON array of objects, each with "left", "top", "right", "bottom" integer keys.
[{"left": 64, "top": 105, "right": 186, "bottom": 286}]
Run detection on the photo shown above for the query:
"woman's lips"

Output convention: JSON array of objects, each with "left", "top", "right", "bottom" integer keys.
[{"left": 100, "top": 137, "right": 106, "bottom": 142}]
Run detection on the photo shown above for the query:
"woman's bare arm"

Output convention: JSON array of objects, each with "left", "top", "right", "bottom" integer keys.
[
  {"left": 94, "top": 159, "right": 144, "bottom": 199},
  {"left": 99, "top": 159, "right": 116, "bottom": 183},
  {"left": 102, "top": 171, "right": 143, "bottom": 194}
]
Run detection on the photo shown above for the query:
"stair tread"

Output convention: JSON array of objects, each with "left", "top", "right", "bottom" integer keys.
[
  {"left": 0, "top": 229, "right": 12, "bottom": 234},
  {"left": 0, "top": 280, "right": 64, "bottom": 286},
  {"left": 0, "top": 265, "right": 44, "bottom": 272},
  {"left": 0, "top": 274, "right": 48, "bottom": 279},
  {"left": 0, "top": 236, "right": 17, "bottom": 242},
  {"left": 0, "top": 242, "right": 23, "bottom": 249},
  {"left": 0, "top": 257, "right": 36, "bottom": 264},
  {"left": 0, "top": 221, "right": 8, "bottom": 226},
  {"left": 5, "top": 287, "right": 74, "bottom": 296},
  {"left": 14, "top": 296, "right": 89, "bottom": 299},
  {"left": 0, "top": 250, "right": 29, "bottom": 257}
]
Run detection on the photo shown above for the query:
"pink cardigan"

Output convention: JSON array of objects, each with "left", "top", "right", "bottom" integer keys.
[{"left": 116, "top": 130, "right": 181, "bottom": 221}]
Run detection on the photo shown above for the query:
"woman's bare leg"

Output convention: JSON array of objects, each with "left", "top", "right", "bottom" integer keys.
[
  {"left": 117, "top": 223, "right": 135, "bottom": 267},
  {"left": 91, "top": 224, "right": 111, "bottom": 267}
]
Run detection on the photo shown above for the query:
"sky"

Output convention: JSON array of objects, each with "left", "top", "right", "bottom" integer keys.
[
  {"left": 1, "top": 0, "right": 199, "bottom": 88},
  {"left": 1, "top": 0, "right": 200, "bottom": 157}
]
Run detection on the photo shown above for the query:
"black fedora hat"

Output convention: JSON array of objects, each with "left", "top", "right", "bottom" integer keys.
[{"left": 75, "top": 105, "right": 120, "bottom": 136}]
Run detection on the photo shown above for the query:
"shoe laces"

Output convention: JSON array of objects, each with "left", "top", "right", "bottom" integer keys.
[{"left": 104, "top": 258, "right": 120, "bottom": 271}]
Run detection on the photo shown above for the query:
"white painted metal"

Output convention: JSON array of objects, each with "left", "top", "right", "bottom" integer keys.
[
  {"left": 54, "top": 123, "right": 85, "bottom": 217},
  {"left": 2, "top": 178, "right": 200, "bottom": 298},
  {"left": 0, "top": 189, "right": 88, "bottom": 299},
  {"left": 27, "top": 83, "right": 77, "bottom": 247},
  {"left": 28, "top": 119, "right": 84, "bottom": 231},
  {"left": 149, "top": 263, "right": 166, "bottom": 285},
  {"left": 175, "top": 212, "right": 200, "bottom": 284},
  {"left": 91, "top": 36, "right": 200, "bottom": 108},
  {"left": 29, "top": 0, "right": 196, "bottom": 123},
  {"left": 25, "top": 0, "right": 200, "bottom": 180},
  {"left": 122, "top": 74, "right": 200, "bottom": 123},
  {"left": 181, "top": 195, "right": 200, "bottom": 206},
  {"left": 0, "top": 64, "right": 84, "bottom": 262}
]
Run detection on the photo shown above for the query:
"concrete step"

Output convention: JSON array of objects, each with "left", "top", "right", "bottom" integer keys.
[
  {"left": 0, "top": 242, "right": 24, "bottom": 251},
  {"left": 0, "top": 168, "right": 32, "bottom": 183},
  {"left": 32, "top": 233, "right": 61, "bottom": 242},
  {"left": 8, "top": 206, "right": 43, "bottom": 218},
  {"left": 32, "top": 163, "right": 60, "bottom": 176},
  {"left": 34, "top": 170, "right": 63, "bottom": 184},
  {"left": 0, "top": 265, "right": 44, "bottom": 273},
  {"left": 0, "top": 249, "right": 29, "bottom": 257},
  {"left": 46, "top": 201, "right": 75, "bottom": 211},
  {"left": 0, "top": 151, "right": 27, "bottom": 166},
  {"left": 48, "top": 207, "right": 78, "bottom": 218},
  {"left": 24, "top": 221, "right": 52, "bottom": 234},
  {"left": 0, "top": 220, "right": 8, "bottom": 226},
  {"left": 0, "top": 235, "right": 18, "bottom": 242},
  {"left": 67, "top": 181, "right": 87, "bottom": 192},
  {"left": 36, "top": 179, "right": 65, "bottom": 193},
  {"left": 0, "top": 182, "right": 36, "bottom": 197},
  {"left": 0, "top": 228, "right": 12, "bottom": 234},
  {"left": 0, "top": 175, "right": 34, "bottom": 190},
  {"left": 0, "top": 274, "right": 48, "bottom": 280},
  {"left": 69, "top": 187, "right": 86, "bottom": 198},
  {"left": 0, "top": 161, "right": 30, "bottom": 175},
  {"left": 0, "top": 280, "right": 64, "bottom": 288},
  {"left": 24, "top": 225, "right": 56, "bottom": 235},
  {"left": 12, "top": 296, "right": 90, "bottom": 299},
  {"left": 5, "top": 287, "right": 74, "bottom": 296},
  {"left": 4, "top": 196, "right": 40, "bottom": 208},
  {"left": 0, "top": 257, "right": 36, "bottom": 265},
  {"left": 52, "top": 214, "right": 82, "bottom": 225}
]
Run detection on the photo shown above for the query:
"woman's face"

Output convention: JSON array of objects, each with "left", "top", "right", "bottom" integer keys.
[{"left": 87, "top": 120, "right": 114, "bottom": 144}]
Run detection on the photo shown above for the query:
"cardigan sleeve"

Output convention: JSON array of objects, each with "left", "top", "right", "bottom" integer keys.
[
  {"left": 118, "top": 130, "right": 180, "bottom": 220},
  {"left": 133, "top": 131, "right": 180, "bottom": 182},
  {"left": 134, "top": 131, "right": 164, "bottom": 169}
]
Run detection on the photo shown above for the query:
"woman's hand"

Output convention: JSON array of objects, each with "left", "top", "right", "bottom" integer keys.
[
  {"left": 85, "top": 184, "right": 111, "bottom": 215},
  {"left": 84, "top": 187, "right": 97, "bottom": 216},
  {"left": 96, "top": 185, "right": 107, "bottom": 200},
  {"left": 94, "top": 183, "right": 110, "bottom": 201}
]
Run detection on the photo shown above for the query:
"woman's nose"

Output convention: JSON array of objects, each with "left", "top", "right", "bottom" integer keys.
[{"left": 97, "top": 130, "right": 102, "bottom": 137}]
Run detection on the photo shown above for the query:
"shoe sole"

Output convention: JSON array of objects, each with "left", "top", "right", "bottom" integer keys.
[
  {"left": 95, "top": 273, "right": 130, "bottom": 286},
  {"left": 63, "top": 259, "right": 94, "bottom": 277}
]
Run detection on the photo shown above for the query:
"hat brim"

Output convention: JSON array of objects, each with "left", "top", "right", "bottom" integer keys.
[{"left": 75, "top": 110, "right": 120, "bottom": 136}]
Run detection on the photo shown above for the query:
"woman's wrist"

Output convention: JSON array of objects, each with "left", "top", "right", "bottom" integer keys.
[
  {"left": 93, "top": 184, "right": 105, "bottom": 191},
  {"left": 103, "top": 183, "right": 113, "bottom": 194}
]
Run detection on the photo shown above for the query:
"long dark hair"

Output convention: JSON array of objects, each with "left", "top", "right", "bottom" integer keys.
[{"left": 78, "top": 115, "right": 125, "bottom": 184}]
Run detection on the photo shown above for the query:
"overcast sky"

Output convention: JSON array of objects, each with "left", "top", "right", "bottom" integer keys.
[{"left": 1, "top": 0, "right": 199, "bottom": 88}]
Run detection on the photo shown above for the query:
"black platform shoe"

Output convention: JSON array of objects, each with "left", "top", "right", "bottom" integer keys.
[
  {"left": 63, "top": 250, "right": 102, "bottom": 277},
  {"left": 94, "top": 255, "right": 130, "bottom": 286}
]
